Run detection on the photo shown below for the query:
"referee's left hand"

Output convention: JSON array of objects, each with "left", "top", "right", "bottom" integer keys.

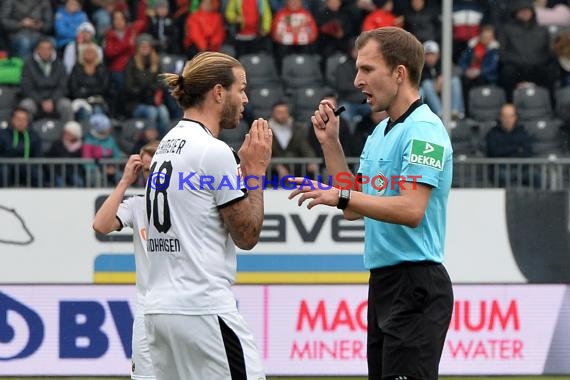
[{"left": 287, "top": 178, "right": 339, "bottom": 209}]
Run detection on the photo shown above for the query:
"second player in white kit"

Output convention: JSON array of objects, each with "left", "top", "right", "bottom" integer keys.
[{"left": 93, "top": 142, "right": 159, "bottom": 379}]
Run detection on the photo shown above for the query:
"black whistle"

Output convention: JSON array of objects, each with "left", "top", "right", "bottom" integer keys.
[
  {"left": 324, "top": 106, "right": 346, "bottom": 124},
  {"left": 333, "top": 105, "right": 346, "bottom": 116}
]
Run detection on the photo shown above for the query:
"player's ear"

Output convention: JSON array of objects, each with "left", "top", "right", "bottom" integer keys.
[
  {"left": 213, "top": 84, "right": 224, "bottom": 103},
  {"left": 395, "top": 65, "right": 406, "bottom": 84}
]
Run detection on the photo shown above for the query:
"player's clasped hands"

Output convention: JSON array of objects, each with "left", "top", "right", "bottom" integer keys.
[{"left": 238, "top": 118, "right": 273, "bottom": 176}]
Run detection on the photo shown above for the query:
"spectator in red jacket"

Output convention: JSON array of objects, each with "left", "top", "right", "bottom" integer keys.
[
  {"left": 362, "top": 0, "right": 403, "bottom": 32},
  {"left": 183, "top": 0, "right": 226, "bottom": 59},
  {"left": 103, "top": 8, "right": 147, "bottom": 84},
  {"left": 103, "top": 8, "right": 147, "bottom": 115},
  {"left": 271, "top": 0, "right": 318, "bottom": 70}
]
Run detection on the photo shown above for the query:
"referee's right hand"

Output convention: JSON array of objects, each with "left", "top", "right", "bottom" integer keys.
[{"left": 312, "top": 100, "right": 340, "bottom": 145}]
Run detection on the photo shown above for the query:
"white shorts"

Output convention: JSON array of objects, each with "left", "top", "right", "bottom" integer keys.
[
  {"left": 145, "top": 312, "right": 265, "bottom": 380},
  {"left": 132, "top": 314, "right": 156, "bottom": 379}
]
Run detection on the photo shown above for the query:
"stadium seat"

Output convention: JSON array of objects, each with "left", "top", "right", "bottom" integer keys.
[
  {"left": 555, "top": 86, "right": 570, "bottom": 123},
  {"left": 0, "top": 85, "right": 19, "bottom": 122},
  {"left": 159, "top": 54, "right": 186, "bottom": 74},
  {"left": 513, "top": 85, "right": 552, "bottom": 121},
  {"left": 117, "top": 118, "right": 156, "bottom": 154},
  {"left": 449, "top": 118, "right": 480, "bottom": 157},
  {"left": 468, "top": 85, "right": 506, "bottom": 122},
  {"left": 239, "top": 53, "right": 281, "bottom": 88},
  {"left": 247, "top": 86, "right": 286, "bottom": 119},
  {"left": 451, "top": 119, "right": 487, "bottom": 188},
  {"left": 220, "top": 43, "right": 237, "bottom": 58},
  {"left": 219, "top": 121, "right": 249, "bottom": 151},
  {"left": 291, "top": 86, "right": 330, "bottom": 123},
  {"left": 523, "top": 118, "right": 564, "bottom": 156},
  {"left": 31, "top": 118, "right": 63, "bottom": 153},
  {"left": 325, "top": 52, "right": 348, "bottom": 87},
  {"left": 281, "top": 54, "right": 323, "bottom": 91}
]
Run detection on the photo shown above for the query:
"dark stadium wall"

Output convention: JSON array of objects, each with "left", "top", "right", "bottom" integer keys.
[{"left": 506, "top": 190, "right": 570, "bottom": 283}]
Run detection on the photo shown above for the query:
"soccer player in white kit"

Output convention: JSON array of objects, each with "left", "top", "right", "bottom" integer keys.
[
  {"left": 144, "top": 52, "right": 272, "bottom": 380},
  {"left": 93, "top": 141, "right": 159, "bottom": 379}
]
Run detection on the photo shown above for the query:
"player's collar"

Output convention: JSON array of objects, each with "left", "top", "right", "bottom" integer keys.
[
  {"left": 384, "top": 98, "right": 423, "bottom": 136},
  {"left": 181, "top": 118, "right": 214, "bottom": 137}
]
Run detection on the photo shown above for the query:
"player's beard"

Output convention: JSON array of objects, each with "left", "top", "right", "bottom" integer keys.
[{"left": 219, "top": 96, "right": 240, "bottom": 130}]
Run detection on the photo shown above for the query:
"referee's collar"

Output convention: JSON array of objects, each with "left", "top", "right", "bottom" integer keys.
[{"left": 384, "top": 98, "right": 423, "bottom": 136}]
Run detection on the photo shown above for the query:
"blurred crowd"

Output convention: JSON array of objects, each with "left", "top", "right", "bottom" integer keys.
[{"left": 1, "top": 0, "right": 570, "bottom": 188}]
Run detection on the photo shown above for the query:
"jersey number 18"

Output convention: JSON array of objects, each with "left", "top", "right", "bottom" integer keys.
[{"left": 146, "top": 160, "right": 173, "bottom": 233}]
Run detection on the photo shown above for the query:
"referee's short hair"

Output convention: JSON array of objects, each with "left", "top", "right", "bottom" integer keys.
[
  {"left": 162, "top": 52, "right": 243, "bottom": 110},
  {"left": 355, "top": 27, "right": 424, "bottom": 88}
]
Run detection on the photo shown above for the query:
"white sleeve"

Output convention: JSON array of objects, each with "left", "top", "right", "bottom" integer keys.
[
  {"left": 116, "top": 196, "right": 135, "bottom": 230},
  {"left": 201, "top": 142, "right": 248, "bottom": 209}
]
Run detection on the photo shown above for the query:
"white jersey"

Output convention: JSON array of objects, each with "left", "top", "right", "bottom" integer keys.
[
  {"left": 116, "top": 196, "right": 156, "bottom": 379},
  {"left": 145, "top": 119, "right": 247, "bottom": 315},
  {"left": 116, "top": 195, "right": 149, "bottom": 317}
]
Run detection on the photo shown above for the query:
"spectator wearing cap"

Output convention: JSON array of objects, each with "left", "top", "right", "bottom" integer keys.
[
  {"left": 63, "top": 21, "right": 104, "bottom": 74},
  {"left": 19, "top": 37, "right": 74, "bottom": 123},
  {"left": 183, "top": 0, "right": 226, "bottom": 59},
  {"left": 420, "top": 40, "right": 465, "bottom": 120},
  {"left": 362, "top": 0, "right": 404, "bottom": 32},
  {"left": 147, "top": 0, "right": 181, "bottom": 54},
  {"left": 46, "top": 120, "right": 85, "bottom": 187},
  {"left": 0, "top": 107, "right": 42, "bottom": 187},
  {"left": 54, "top": 0, "right": 89, "bottom": 51},
  {"left": 499, "top": 0, "right": 555, "bottom": 101},
  {"left": 82, "top": 113, "right": 123, "bottom": 186},
  {"left": 68, "top": 42, "right": 110, "bottom": 122},
  {"left": 124, "top": 34, "right": 171, "bottom": 137},
  {"left": 0, "top": 0, "right": 53, "bottom": 59}
]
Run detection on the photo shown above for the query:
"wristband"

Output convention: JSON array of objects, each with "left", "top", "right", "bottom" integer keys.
[{"left": 337, "top": 189, "right": 351, "bottom": 210}]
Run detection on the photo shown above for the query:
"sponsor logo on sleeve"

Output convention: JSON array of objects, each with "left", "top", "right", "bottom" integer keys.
[{"left": 409, "top": 139, "right": 445, "bottom": 170}]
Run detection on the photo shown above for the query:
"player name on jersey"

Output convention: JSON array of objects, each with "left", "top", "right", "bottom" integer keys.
[
  {"left": 155, "top": 138, "right": 187, "bottom": 155},
  {"left": 147, "top": 237, "right": 181, "bottom": 252}
]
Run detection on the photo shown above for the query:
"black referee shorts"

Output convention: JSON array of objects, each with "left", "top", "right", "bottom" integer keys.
[{"left": 367, "top": 261, "right": 453, "bottom": 380}]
